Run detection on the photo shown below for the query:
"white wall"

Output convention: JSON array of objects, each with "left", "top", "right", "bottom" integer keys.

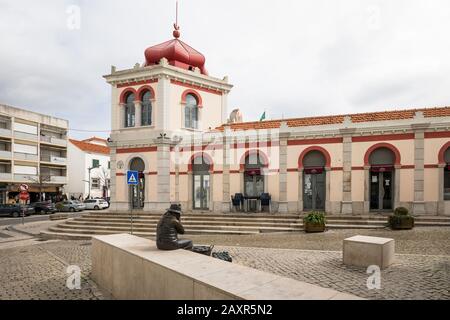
[
  {"left": 86, "top": 152, "right": 111, "bottom": 198},
  {"left": 66, "top": 142, "right": 86, "bottom": 197},
  {"left": 66, "top": 141, "right": 111, "bottom": 199}
]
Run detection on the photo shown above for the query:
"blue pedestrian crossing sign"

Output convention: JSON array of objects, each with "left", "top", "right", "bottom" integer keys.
[{"left": 127, "top": 170, "right": 139, "bottom": 185}]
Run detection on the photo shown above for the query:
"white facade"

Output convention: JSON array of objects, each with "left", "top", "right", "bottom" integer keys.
[
  {"left": 67, "top": 138, "right": 111, "bottom": 199},
  {"left": 0, "top": 103, "right": 68, "bottom": 203}
]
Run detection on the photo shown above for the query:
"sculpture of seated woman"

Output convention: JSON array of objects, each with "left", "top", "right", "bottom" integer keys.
[{"left": 156, "top": 204, "right": 193, "bottom": 251}]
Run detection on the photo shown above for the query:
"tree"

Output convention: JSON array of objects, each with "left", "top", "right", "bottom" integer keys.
[
  {"left": 95, "top": 166, "right": 111, "bottom": 199},
  {"left": 27, "top": 174, "right": 51, "bottom": 202}
]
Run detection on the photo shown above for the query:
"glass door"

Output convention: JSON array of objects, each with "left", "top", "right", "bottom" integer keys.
[
  {"left": 193, "top": 174, "right": 210, "bottom": 210},
  {"left": 370, "top": 171, "right": 393, "bottom": 211},
  {"left": 131, "top": 174, "right": 145, "bottom": 209},
  {"left": 303, "top": 172, "right": 325, "bottom": 211}
]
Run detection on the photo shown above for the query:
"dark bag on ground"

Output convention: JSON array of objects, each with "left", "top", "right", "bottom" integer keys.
[{"left": 212, "top": 251, "right": 232, "bottom": 263}]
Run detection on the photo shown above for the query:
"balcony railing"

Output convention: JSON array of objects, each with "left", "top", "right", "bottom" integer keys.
[
  {"left": 0, "top": 172, "right": 12, "bottom": 181},
  {"left": 0, "top": 150, "right": 12, "bottom": 159},
  {"left": 14, "top": 152, "right": 38, "bottom": 162},
  {"left": 49, "top": 176, "right": 67, "bottom": 184},
  {"left": 0, "top": 128, "right": 12, "bottom": 138},
  {"left": 40, "top": 135, "right": 67, "bottom": 147},
  {"left": 40, "top": 155, "right": 67, "bottom": 165},
  {"left": 14, "top": 131, "right": 38, "bottom": 141},
  {"left": 14, "top": 174, "right": 38, "bottom": 182}
]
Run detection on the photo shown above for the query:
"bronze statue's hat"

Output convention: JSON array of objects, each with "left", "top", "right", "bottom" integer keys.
[{"left": 167, "top": 203, "right": 182, "bottom": 215}]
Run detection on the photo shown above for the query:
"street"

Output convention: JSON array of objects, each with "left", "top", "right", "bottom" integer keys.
[{"left": 0, "top": 212, "right": 83, "bottom": 227}]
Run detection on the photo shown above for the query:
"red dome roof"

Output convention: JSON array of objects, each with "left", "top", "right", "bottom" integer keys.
[{"left": 144, "top": 30, "right": 208, "bottom": 75}]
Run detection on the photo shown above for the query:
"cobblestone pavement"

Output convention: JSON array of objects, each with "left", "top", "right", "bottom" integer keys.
[
  {"left": 189, "top": 227, "right": 450, "bottom": 255},
  {"left": 213, "top": 246, "right": 450, "bottom": 300},
  {"left": 0, "top": 225, "right": 449, "bottom": 300},
  {"left": 0, "top": 240, "right": 104, "bottom": 300}
]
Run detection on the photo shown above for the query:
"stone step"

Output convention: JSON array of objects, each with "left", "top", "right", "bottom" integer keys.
[
  {"left": 80, "top": 214, "right": 301, "bottom": 223},
  {"left": 47, "top": 226, "right": 259, "bottom": 236},
  {"left": 68, "top": 217, "right": 391, "bottom": 227},
  {"left": 56, "top": 222, "right": 302, "bottom": 233},
  {"left": 66, "top": 220, "right": 303, "bottom": 228},
  {"left": 326, "top": 224, "right": 386, "bottom": 229}
]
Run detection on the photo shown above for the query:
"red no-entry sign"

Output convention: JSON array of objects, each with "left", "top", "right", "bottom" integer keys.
[{"left": 19, "top": 191, "right": 30, "bottom": 201}]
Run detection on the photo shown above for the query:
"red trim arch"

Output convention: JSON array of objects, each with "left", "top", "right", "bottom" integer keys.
[
  {"left": 438, "top": 141, "right": 450, "bottom": 164},
  {"left": 298, "top": 146, "right": 331, "bottom": 169},
  {"left": 137, "top": 85, "right": 156, "bottom": 101},
  {"left": 181, "top": 89, "right": 203, "bottom": 108},
  {"left": 239, "top": 150, "right": 269, "bottom": 171},
  {"left": 364, "top": 143, "right": 401, "bottom": 166},
  {"left": 188, "top": 152, "right": 214, "bottom": 172},
  {"left": 119, "top": 88, "right": 137, "bottom": 104}
]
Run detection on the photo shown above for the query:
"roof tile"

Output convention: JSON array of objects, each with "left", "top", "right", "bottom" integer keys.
[{"left": 69, "top": 139, "right": 110, "bottom": 155}]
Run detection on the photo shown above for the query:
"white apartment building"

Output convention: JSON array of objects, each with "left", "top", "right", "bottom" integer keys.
[
  {"left": 0, "top": 104, "right": 68, "bottom": 203},
  {"left": 67, "top": 137, "right": 111, "bottom": 200}
]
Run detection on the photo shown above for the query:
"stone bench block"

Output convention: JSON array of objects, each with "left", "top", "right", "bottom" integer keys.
[
  {"left": 343, "top": 235, "right": 395, "bottom": 269},
  {"left": 92, "top": 234, "right": 364, "bottom": 300}
]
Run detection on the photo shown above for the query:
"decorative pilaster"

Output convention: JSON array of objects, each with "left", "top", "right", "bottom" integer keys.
[
  {"left": 119, "top": 103, "right": 125, "bottom": 128},
  {"left": 221, "top": 127, "right": 231, "bottom": 212},
  {"left": 278, "top": 130, "right": 289, "bottom": 213},
  {"left": 325, "top": 167, "right": 331, "bottom": 214},
  {"left": 156, "top": 73, "right": 170, "bottom": 131},
  {"left": 298, "top": 169, "right": 303, "bottom": 212},
  {"left": 363, "top": 166, "right": 371, "bottom": 213},
  {"left": 340, "top": 128, "right": 356, "bottom": 214},
  {"left": 437, "top": 164, "right": 445, "bottom": 215},
  {"left": 155, "top": 137, "right": 172, "bottom": 211},
  {"left": 412, "top": 122, "right": 429, "bottom": 215},
  {"left": 134, "top": 101, "right": 142, "bottom": 127}
]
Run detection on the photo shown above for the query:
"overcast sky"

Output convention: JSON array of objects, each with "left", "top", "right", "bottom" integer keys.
[{"left": 1, "top": 0, "right": 449, "bottom": 139}]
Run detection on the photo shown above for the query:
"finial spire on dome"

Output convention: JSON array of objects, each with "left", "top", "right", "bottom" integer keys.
[{"left": 173, "top": 0, "right": 180, "bottom": 39}]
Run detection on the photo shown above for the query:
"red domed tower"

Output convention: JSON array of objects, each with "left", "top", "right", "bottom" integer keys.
[{"left": 144, "top": 24, "right": 208, "bottom": 75}]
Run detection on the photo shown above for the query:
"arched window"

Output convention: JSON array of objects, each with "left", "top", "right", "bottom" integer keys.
[
  {"left": 185, "top": 94, "right": 199, "bottom": 129},
  {"left": 303, "top": 150, "right": 326, "bottom": 168},
  {"left": 369, "top": 147, "right": 395, "bottom": 166},
  {"left": 125, "top": 93, "right": 135, "bottom": 128},
  {"left": 141, "top": 91, "right": 152, "bottom": 126}
]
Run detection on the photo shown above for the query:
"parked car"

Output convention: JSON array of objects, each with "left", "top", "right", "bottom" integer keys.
[
  {"left": 56, "top": 200, "right": 86, "bottom": 212},
  {"left": 84, "top": 199, "right": 109, "bottom": 210},
  {"left": 32, "top": 201, "right": 58, "bottom": 214},
  {"left": 0, "top": 204, "right": 34, "bottom": 218}
]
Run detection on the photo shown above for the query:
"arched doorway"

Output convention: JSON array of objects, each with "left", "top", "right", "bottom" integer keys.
[
  {"left": 302, "top": 150, "right": 326, "bottom": 211},
  {"left": 192, "top": 155, "right": 211, "bottom": 210},
  {"left": 129, "top": 157, "right": 145, "bottom": 209},
  {"left": 443, "top": 146, "right": 450, "bottom": 200},
  {"left": 368, "top": 147, "right": 395, "bottom": 211},
  {"left": 244, "top": 153, "right": 265, "bottom": 200}
]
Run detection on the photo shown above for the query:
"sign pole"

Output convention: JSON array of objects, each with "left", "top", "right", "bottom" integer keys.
[
  {"left": 127, "top": 170, "right": 139, "bottom": 235},
  {"left": 130, "top": 185, "right": 134, "bottom": 235}
]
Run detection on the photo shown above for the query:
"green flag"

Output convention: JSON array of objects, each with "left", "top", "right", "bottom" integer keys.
[{"left": 260, "top": 111, "right": 266, "bottom": 121}]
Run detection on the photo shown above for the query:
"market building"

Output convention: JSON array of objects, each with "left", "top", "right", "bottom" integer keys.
[
  {"left": 105, "top": 25, "right": 450, "bottom": 216},
  {"left": 0, "top": 104, "right": 68, "bottom": 203}
]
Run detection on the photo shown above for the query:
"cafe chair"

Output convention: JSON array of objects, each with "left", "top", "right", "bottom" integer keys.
[{"left": 260, "top": 193, "right": 272, "bottom": 213}]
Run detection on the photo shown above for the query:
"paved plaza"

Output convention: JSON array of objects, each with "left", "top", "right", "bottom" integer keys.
[{"left": 0, "top": 223, "right": 449, "bottom": 300}]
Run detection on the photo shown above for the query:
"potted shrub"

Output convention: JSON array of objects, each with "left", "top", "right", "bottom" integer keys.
[
  {"left": 303, "top": 211, "right": 326, "bottom": 233},
  {"left": 388, "top": 207, "right": 414, "bottom": 230}
]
